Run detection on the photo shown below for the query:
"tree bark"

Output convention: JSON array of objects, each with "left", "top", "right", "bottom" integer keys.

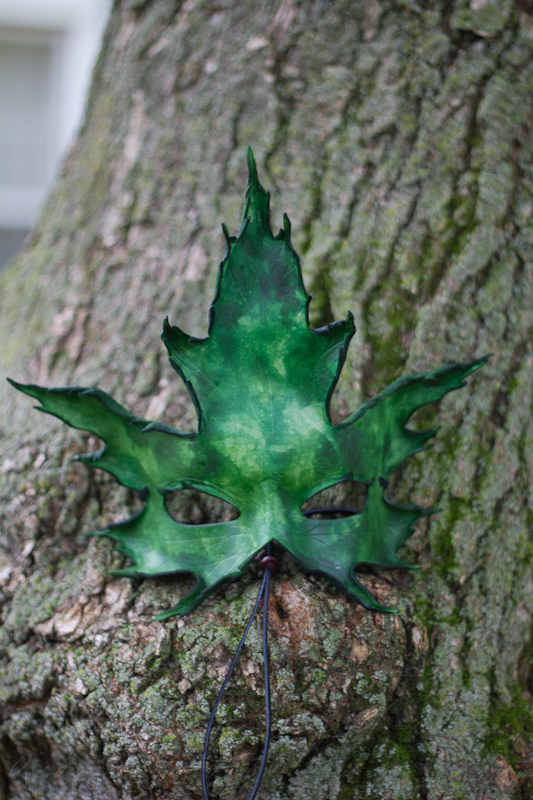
[{"left": 1, "top": 1, "right": 533, "bottom": 798}]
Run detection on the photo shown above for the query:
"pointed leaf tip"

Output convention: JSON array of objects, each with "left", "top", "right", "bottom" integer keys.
[
  {"left": 246, "top": 146, "right": 267, "bottom": 197},
  {"left": 240, "top": 147, "right": 271, "bottom": 237},
  {"left": 247, "top": 146, "right": 258, "bottom": 186}
]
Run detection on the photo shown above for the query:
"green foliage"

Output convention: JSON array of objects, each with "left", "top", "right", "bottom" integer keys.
[{"left": 9, "top": 149, "right": 487, "bottom": 620}]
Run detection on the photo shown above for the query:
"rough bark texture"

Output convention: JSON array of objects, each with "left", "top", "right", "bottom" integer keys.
[{"left": 1, "top": 1, "right": 533, "bottom": 798}]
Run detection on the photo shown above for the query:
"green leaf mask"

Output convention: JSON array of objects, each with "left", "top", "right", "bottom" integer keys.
[{"left": 9, "top": 149, "right": 487, "bottom": 620}]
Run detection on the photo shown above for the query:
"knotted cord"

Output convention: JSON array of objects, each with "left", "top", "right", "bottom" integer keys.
[
  {"left": 201, "top": 510, "right": 354, "bottom": 798},
  {"left": 201, "top": 542, "right": 277, "bottom": 800}
]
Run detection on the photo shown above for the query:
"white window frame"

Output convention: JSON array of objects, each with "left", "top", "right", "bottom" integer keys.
[{"left": 0, "top": 25, "right": 63, "bottom": 228}]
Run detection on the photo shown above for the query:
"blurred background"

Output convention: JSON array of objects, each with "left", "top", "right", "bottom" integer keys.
[{"left": 0, "top": 0, "right": 111, "bottom": 270}]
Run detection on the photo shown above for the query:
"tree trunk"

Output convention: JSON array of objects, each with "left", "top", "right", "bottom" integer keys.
[{"left": 1, "top": 1, "right": 533, "bottom": 798}]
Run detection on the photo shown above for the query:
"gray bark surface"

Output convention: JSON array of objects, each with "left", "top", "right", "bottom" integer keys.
[{"left": 1, "top": 1, "right": 533, "bottom": 797}]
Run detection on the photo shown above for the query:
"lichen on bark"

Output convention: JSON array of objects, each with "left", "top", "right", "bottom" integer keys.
[{"left": 1, "top": 1, "right": 533, "bottom": 798}]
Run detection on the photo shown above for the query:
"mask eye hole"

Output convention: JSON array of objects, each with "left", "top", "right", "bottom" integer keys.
[
  {"left": 165, "top": 489, "right": 240, "bottom": 525},
  {"left": 301, "top": 480, "right": 369, "bottom": 519}
]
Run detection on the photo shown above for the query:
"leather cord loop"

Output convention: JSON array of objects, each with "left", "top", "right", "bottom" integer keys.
[{"left": 201, "top": 543, "right": 275, "bottom": 800}]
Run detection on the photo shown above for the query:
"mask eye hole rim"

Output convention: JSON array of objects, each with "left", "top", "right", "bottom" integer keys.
[
  {"left": 300, "top": 478, "right": 372, "bottom": 520},
  {"left": 162, "top": 485, "right": 240, "bottom": 526}
]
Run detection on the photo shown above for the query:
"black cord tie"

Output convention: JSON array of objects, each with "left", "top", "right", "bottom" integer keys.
[{"left": 201, "top": 542, "right": 278, "bottom": 800}]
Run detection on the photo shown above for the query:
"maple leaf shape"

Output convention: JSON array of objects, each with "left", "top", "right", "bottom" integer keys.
[{"left": 9, "top": 149, "right": 487, "bottom": 620}]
